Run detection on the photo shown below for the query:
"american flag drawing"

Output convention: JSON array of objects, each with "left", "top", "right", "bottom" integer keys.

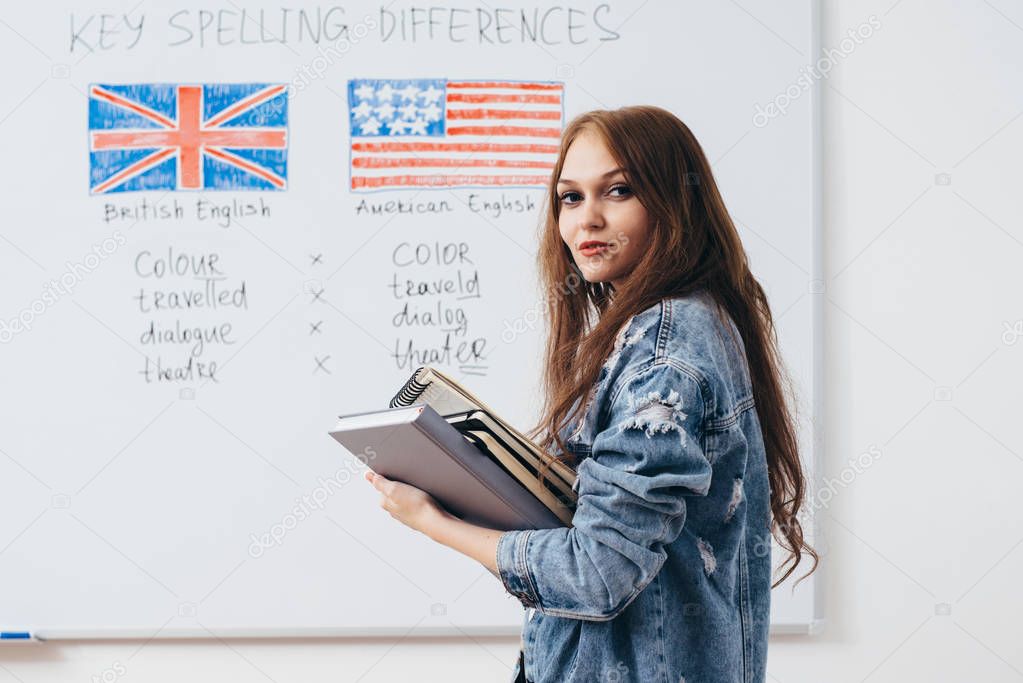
[
  {"left": 347, "top": 78, "right": 564, "bottom": 191},
  {"left": 89, "top": 83, "right": 288, "bottom": 194}
]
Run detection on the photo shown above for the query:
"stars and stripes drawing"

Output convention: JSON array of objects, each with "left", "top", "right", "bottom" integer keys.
[
  {"left": 88, "top": 83, "right": 288, "bottom": 194},
  {"left": 347, "top": 78, "right": 564, "bottom": 191}
]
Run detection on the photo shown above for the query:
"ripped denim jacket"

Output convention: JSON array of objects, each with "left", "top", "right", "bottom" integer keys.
[{"left": 496, "top": 291, "right": 773, "bottom": 683}]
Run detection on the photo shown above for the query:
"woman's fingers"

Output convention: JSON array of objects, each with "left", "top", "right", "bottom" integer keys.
[
  {"left": 365, "top": 471, "right": 433, "bottom": 528},
  {"left": 366, "top": 471, "right": 397, "bottom": 512},
  {"left": 366, "top": 470, "right": 389, "bottom": 493},
  {"left": 366, "top": 470, "right": 395, "bottom": 492}
]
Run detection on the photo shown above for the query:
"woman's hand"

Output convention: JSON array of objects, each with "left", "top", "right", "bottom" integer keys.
[
  {"left": 364, "top": 470, "right": 503, "bottom": 574},
  {"left": 364, "top": 470, "right": 452, "bottom": 536}
]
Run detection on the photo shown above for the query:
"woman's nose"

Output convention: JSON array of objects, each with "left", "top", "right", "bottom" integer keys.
[{"left": 577, "top": 201, "right": 604, "bottom": 231}]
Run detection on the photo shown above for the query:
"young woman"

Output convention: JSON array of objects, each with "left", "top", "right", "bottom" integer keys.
[{"left": 365, "top": 105, "right": 818, "bottom": 683}]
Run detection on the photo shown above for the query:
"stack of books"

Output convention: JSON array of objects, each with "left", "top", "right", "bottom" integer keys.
[{"left": 329, "top": 367, "right": 578, "bottom": 531}]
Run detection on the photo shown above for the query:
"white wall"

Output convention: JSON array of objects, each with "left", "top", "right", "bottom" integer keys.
[{"left": 2, "top": 0, "right": 1020, "bottom": 680}]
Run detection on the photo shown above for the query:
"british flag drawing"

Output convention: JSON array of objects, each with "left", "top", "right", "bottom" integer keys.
[
  {"left": 89, "top": 83, "right": 288, "bottom": 194},
  {"left": 347, "top": 78, "right": 564, "bottom": 191}
]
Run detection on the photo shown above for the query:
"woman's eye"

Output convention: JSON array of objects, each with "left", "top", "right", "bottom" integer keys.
[{"left": 559, "top": 185, "right": 628, "bottom": 204}]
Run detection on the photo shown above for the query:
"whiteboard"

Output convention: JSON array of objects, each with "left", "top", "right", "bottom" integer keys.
[{"left": 0, "top": 0, "right": 823, "bottom": 638}]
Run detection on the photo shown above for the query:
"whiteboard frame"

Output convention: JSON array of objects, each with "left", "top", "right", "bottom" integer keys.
[{"left": 768, "top": 0, "right": 826, "bottom": 638}]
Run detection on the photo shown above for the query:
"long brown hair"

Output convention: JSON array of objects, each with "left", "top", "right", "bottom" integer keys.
[{"left": 525, "top": 105, "right": 817, "bottom": 588}]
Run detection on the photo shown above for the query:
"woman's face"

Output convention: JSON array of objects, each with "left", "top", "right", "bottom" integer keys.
[{"left": 557, "top": 129, "right": 651, "bottom": 288}]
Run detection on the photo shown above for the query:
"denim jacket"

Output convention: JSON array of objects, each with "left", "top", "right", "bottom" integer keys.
[{"left": 496, "top": 291, "right": 772, "bottom": 683}]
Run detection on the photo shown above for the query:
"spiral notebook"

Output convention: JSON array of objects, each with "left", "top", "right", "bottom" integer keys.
[{"left": 389, "top": 366, "right": 578, "bottom": 508}]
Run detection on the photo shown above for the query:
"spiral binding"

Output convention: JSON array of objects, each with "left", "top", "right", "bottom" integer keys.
[{"left": 389, "top": 366, "right": 430, "bottom": 408}]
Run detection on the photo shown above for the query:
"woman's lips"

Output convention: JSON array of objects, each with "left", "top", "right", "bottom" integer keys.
[{"left": 579, "top": 241, "right": 609, "bottom": 257}]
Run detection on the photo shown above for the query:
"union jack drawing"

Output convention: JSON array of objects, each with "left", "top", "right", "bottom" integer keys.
[
  {"left": 88, "top": 83, "right": 288, "bottom": 194},
  {"left": 347, "top": 78, "right": 564, "bottom": 191}
]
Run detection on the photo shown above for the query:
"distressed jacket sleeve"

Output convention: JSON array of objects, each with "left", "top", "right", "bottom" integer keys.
[{"left": 495, "top": 362, "right": 713, "bottom": 621}]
